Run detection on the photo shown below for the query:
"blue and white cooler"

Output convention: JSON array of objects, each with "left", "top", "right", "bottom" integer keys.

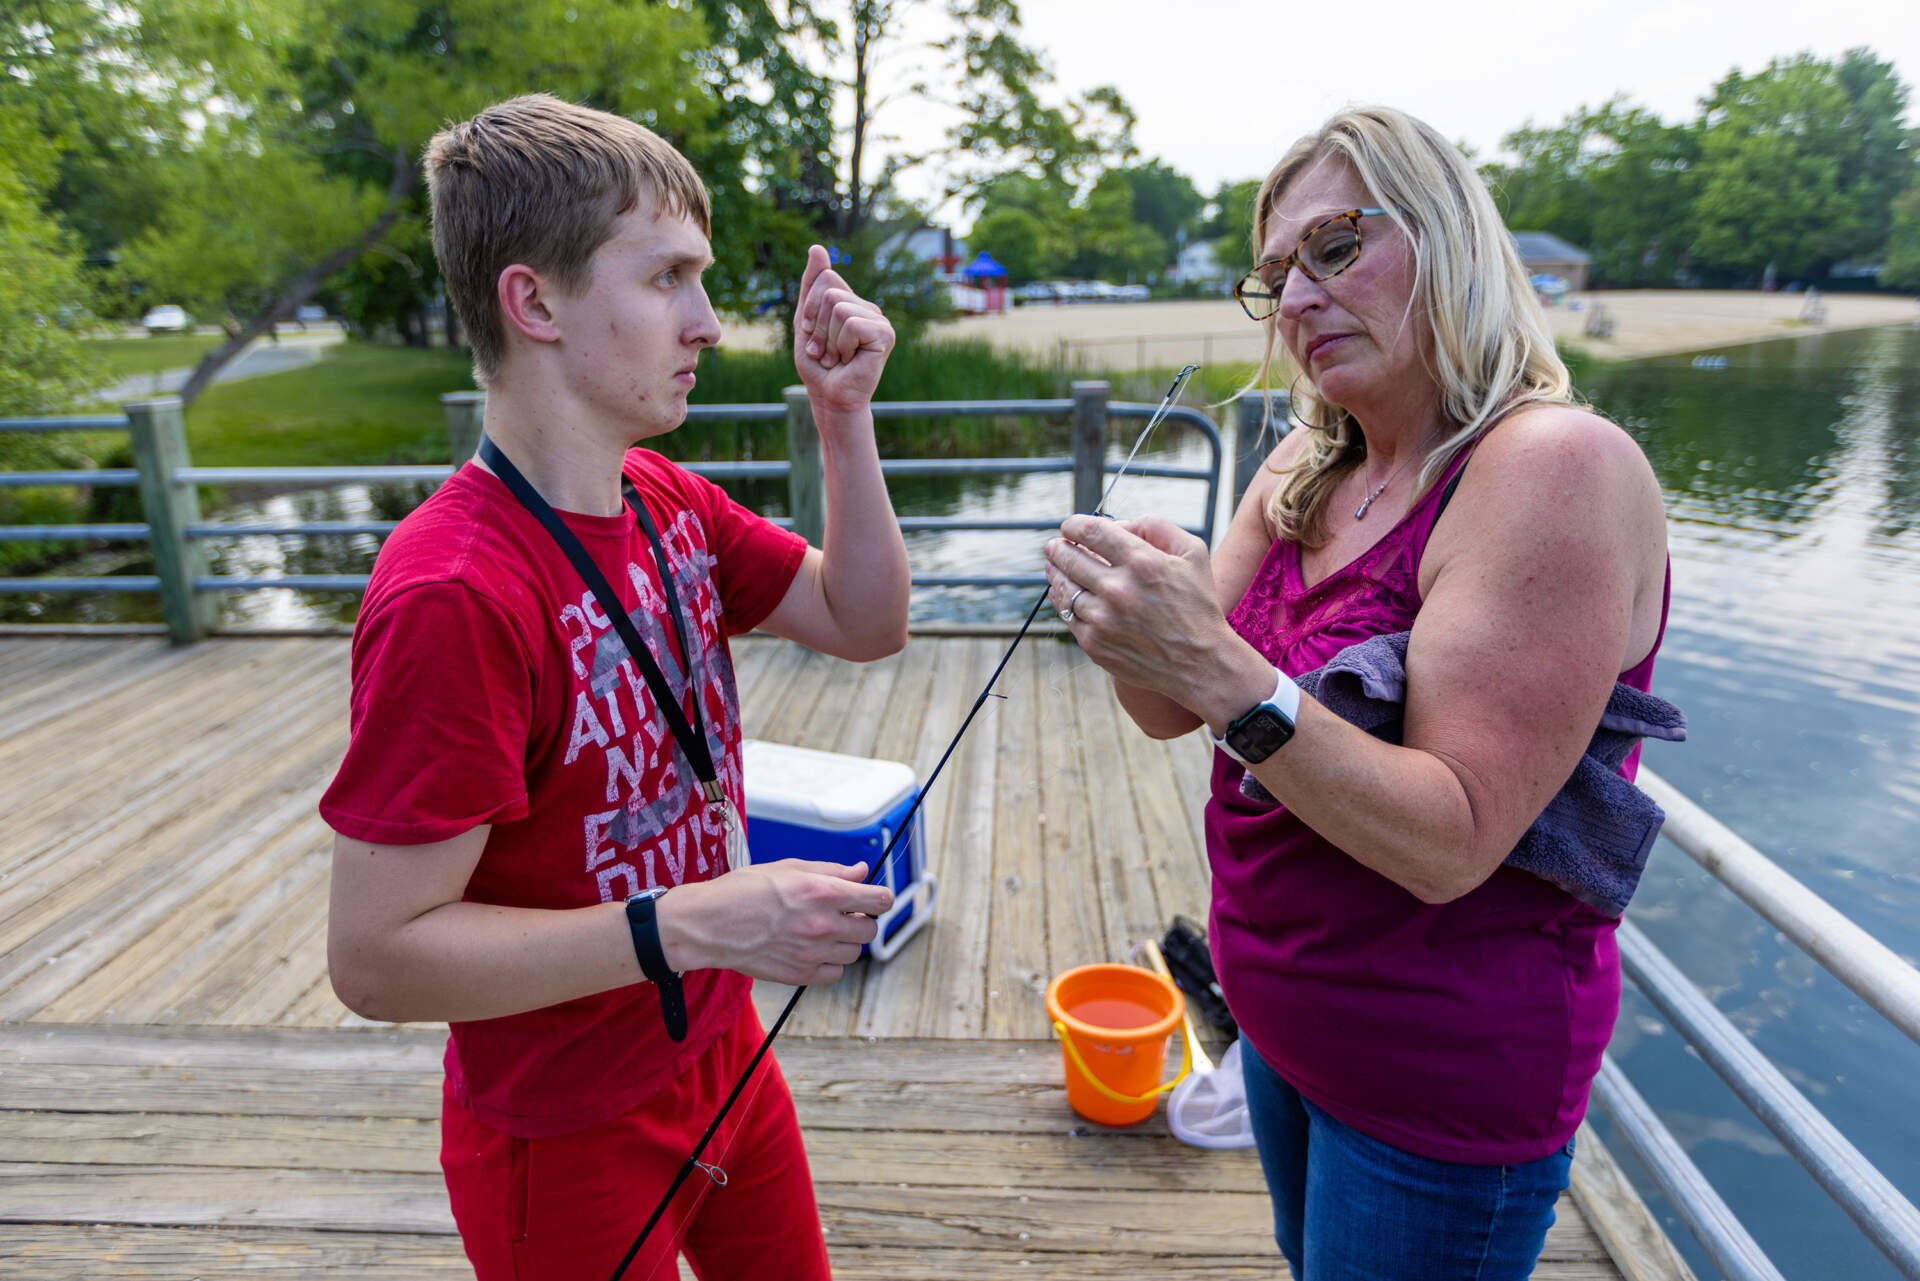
[{"left": 740, "top": 739, "right": 937, "bottom": 961}]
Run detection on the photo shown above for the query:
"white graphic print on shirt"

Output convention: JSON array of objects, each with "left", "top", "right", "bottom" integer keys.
[{"left": 557, "top": 508, "right": 744, "bottom": 903}]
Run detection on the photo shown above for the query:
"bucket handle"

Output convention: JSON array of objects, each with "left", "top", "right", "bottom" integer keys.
[{"left": 1051, "top": 1019, "right": 1193, "bottom": 1107}]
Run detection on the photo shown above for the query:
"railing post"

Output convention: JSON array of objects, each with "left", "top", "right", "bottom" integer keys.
[
  {"left": 442, "top": 391, "right": 486, "bottom": 462},
  {"left": 125, "top": 397, "right": 216, "bottom": 644},
  {"left": 783, "top": 386, "right": 825, "bottom": 546},
  {"left": 1232, "top": 388, "right": 1288, "bottom": 511},
  {"left": 1071, "top": 381, "right": 1109, "bottom": 514}
]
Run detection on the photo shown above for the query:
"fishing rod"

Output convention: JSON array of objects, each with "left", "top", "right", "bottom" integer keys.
[{"left": 608, "top": 363, "right": 1201, "bottom": 1281}]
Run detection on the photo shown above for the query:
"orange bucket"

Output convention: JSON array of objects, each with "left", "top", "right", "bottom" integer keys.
[{"left": 1046, "top": 962, "right": 1191, "bottom": 1126}]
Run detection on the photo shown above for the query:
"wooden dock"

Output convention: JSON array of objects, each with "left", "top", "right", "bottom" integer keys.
[{"left": 0, "top": 635, "right": 1691, "bottom": 1279}]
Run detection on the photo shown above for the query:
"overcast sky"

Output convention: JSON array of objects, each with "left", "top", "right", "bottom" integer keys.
[{"left": 880, "top": 0, "right": 1919, "bottom": 223}]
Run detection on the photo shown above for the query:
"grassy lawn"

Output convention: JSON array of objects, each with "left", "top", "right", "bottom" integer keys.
[
  {"left": 82, "top": 333, "right": 225, "bottom": 381},
  {"left": 181, "top": 341, "right": 477, "bottom": 467}
]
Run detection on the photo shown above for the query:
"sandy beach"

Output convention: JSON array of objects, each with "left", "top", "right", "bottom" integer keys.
[{"left": 729, "top": 290, "right": 1919, "bottom": 368}]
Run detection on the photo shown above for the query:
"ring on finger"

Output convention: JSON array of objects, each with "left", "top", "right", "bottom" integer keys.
[{"left": 1061, "top": 585, "right": 1086, "bottom": 623}]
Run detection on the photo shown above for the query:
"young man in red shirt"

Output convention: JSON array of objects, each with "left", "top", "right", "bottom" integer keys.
[{"left": 319, "top": 94, "right": 910, "bottom": 1281}]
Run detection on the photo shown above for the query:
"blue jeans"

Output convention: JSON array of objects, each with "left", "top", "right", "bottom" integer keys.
[{"left": 1240, "top": 1039, "right": 1574, "bottom": 1280}]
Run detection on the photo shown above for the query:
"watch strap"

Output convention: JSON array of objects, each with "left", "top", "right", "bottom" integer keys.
[
  {"left": 625, "top": 891, "right": 689, "bottom": 1041},
  {"left": 1213, "top": 666, "right": 1300, "bottom": 764}
]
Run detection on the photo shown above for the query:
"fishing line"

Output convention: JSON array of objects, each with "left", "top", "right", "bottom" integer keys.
[{"left": 608, "top": 363, "right": 1200, "bottom": 1281}]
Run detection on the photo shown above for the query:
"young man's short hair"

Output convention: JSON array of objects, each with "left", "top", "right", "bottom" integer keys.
[{"left": 424, "top": 93, "right": 712, "bottom": 385}]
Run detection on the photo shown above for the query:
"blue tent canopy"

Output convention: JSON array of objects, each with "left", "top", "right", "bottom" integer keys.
[{"left": 962, "top": 251, "right": 1007, "bottom": 279}]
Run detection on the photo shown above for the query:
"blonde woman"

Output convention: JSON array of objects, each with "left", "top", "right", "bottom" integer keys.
[{"left": 1044, "top": 107, "right": 1670, "bottom": 1279}]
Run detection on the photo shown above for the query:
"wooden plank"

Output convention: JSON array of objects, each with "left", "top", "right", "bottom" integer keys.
[
  {"left": 279, "top": 972, "right": 356, "bottom": 1028},
  {"left": 827, "top": 1249, "right": 1295, "bottom": 1281},
  {"left": 0, "top": 1021, "right": 446, "bottom": 1070},
  {"left": 0, "top": 639, "right": 158, "bottom": 726},
  {"left": 0, "top": 1225, "right": 469, "bottom": 1280},
  {"left": 723, "top": 633, "right": 777, "bottom": 709},
  {"left": 150, "top": 845, "right": 335, "bottom": 1025},
  {"left": 0, "top": 639, "right": 341, "bottom": 839},
  {"left": 986, "top": 643, "right": 1051, "bottom": 1038},
  {"left": 752, "top": 643, "right": 834, "bottom": 744},
  {"left": 0, "top": 638, "right": 203, "bottom": 739},
  {"left": 208, "top": 901, "right": 336, "bottom": 1027},
  {"left": 0, "top": 1163, "right": 455, "bottom": 1234},
  {"left": 0, "top": 742, "right": 349, "bottom": 1020},
  {"left": 0, "top": 1109, "right": 1266, "bottom": 1192},
  {"left": 1570, "top": 1121, "right": 1701, "bottom": 1281},
  {"left": 0, "top": 1111, "right": 443, "bottom": 1174},
  {"left": 1114, "top": 696, "right": 1213, "bottom": 930},
  {"left": 829, "top": 646, "right": 908, "bottom": 759},
  {"left": 1071, "top": 652, "right": 1161, "bottom": 954},
  {"left": 1037, "top": 639, "right": 1106, "bottom": 973},
  {"left": 0, "top": 1229, "right": 1624, "bottom": 1281},
  {"left": 28, "top": 817, "right": 331, "bottom": 1024},
  {"left": 736, "top": 636, "right": 809, "bottom": 740},
  {"left": 1164, "top": 726, "right": 1217, "bottom": 884},
  {"left": 0, "top": 648, "right": 345, "bottom": 937},
  {"left": 850, "top": 638, "right": 973, "bottom": 1039},
  {"left": 821, "top": 1184, "right": 1607, "bottom": 1258},
  {"left": 915, "top": 637, "right": 1000, "bottom": 1038}
]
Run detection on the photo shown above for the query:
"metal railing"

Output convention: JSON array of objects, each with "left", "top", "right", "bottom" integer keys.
[
  {"left": 1592, "top": 766, "right": 1920, "bottom": 1281},
  {"left": 0, "top": 381, "right": 1223, "bottom": 640}
]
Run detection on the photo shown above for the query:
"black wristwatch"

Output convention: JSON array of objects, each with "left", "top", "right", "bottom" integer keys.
[
  {"left": 1214, "top": 667, "right": 1301, "bottom": 765},
  {"left": 625, "top": 887, "right": 688, "bottom": 1041}
]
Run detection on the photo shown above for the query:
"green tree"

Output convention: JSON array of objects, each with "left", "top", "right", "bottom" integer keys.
[
  {"left": 1200, "top": 178, "right": 1263, "bottom": 266},
  {"left": 1483, "top": 98, "right": 1700, "bottom": 287},
  {"left": 1690, "top": 53, "right": 1891, "bottom": 280},
  {"left": 0, "top": 103, "right": 92, "bottom": 415},
  {"left": 1106, "top": 159, "right": 1203, "bottom": 247},
  {"left": 1832, "top": 49, "right": 1915, "bottom": 264},
  {"left": 93, "top": 0, "right": 717, "bottom": 404},
  {"left": 1883, "top": 178, "right": 1920, "bottom": 289},
  {"left": 1064, "top": 173, "right": 1166, "bottom": 282}
]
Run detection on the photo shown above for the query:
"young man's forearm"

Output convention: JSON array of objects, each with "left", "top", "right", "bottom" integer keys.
[
  {"left": 330, "top": 897, "right": 640, "bottom": 1024},
  {"left": 815, "top": 406, "right": 909, "bottom": 658}
]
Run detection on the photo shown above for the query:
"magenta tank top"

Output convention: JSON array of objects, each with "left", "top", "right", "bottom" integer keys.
[{"left": 1208, "top": 449, "right": 1667, "bottom": 1165}]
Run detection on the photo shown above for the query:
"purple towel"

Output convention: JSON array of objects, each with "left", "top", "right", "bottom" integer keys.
[{"left": 1237, "top": 631, "right": 1686, "bottom": 916}]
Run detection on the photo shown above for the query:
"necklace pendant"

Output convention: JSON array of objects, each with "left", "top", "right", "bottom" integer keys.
[{"left": 1354, "top": 479, "right": 1387, "bottom": 520}]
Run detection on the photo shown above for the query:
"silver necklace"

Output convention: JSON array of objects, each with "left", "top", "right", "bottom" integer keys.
[{"left": 1353, "top": 432, "right": 1438, "bottom": 520}]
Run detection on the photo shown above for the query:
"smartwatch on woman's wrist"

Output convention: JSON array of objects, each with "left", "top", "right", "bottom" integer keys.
[
  {"left": 1214, "top": 666, "right": 1301, "bottom": 765},
  {"left": 625, "top": 887, "right": 688, "bottom": 1041}
]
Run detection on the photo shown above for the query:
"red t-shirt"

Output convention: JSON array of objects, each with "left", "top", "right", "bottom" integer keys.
[{"left": 320, "top": 449, "right": 807, "bottom": 1138}]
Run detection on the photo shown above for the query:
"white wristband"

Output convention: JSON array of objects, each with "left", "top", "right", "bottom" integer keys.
[{"left": 1212, "top": 666, "right": 1301, "bottom": 765}]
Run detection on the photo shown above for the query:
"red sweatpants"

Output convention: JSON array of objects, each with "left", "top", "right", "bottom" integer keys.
[{"left": 441, "top": 1001, "right": 831, "bottom": 1281}]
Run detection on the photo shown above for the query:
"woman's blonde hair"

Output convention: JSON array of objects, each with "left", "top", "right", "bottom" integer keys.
[{"left": 1252, "top": 106, "right": 1574, "bottom": 545}]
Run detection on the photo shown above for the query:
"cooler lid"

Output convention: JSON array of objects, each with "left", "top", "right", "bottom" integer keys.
[{"left": 742, "top": 739, "right": 918, "bottom": 829}]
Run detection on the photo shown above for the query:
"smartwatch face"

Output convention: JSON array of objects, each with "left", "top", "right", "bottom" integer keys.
[{"left": 1227, "top": 708, "right": 1295, "bottom": 763}]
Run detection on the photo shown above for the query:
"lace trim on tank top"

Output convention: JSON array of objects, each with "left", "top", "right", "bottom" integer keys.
[{"left": 1229, "top": 456, "right": 1466, "bottom": 671}]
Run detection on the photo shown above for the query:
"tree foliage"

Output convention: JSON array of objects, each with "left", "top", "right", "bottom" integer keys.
[
  {"left": 1485, "top": 98, "right": 1701, "bottom": 287},
  {"left": 1883, "top": 177, "right": 1920, "bottom": 290},
  {"left": 1481, "top": 50, "right": 1914, "bottom": 288}
]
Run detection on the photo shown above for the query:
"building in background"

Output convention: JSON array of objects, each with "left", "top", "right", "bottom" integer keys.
[{"left": 1510, "top": 231, "right": 1591, "bottom": 293}]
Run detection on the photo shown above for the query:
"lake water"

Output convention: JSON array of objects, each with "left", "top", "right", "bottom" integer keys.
[
  {"left": 9, "top": 322, "right": 1920, "bottom": 1277},
  {"left": 1580, "top": 324, "right": 1920, "bottom": 1281}
]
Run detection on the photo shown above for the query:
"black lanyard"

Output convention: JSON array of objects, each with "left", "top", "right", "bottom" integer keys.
[{"left": 477, "top": 436, "right": 725, "bottom": 806}]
